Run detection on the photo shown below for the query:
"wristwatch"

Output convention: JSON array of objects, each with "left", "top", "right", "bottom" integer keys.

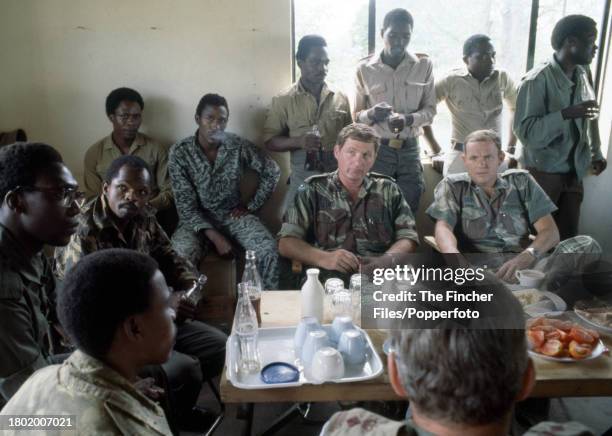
[{"left": 524, "top": 247, "right": 541, "bottom": 260}]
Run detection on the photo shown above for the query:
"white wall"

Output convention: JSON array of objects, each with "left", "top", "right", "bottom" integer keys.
[{"left": 0, "top": 0, "right": 292, "bottom": 226}]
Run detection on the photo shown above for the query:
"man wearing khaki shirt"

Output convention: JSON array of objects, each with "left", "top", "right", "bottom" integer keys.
[
  {"left": 354, "top": 8, "right": 436, "bottom": 214},
  {"left": 423, "top": 35, "right": 518, "bottom": 174},
  {"left": 264, "top": 35, "right": 352, "bottom": 212},
  {"left": 83, "top": 88, "right": 173, "bottom": 219}
]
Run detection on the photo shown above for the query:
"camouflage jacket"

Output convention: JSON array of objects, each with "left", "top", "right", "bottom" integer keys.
[
  {"left": 278, "top": 171, "right": 419, "bottom": 256},
  {"left": 168, "top": 132, "right": 280, "bottom": 233},
  {"left": 320, "top": 408, "right": 594, "bottom": 436},
  {"left": 426, "top": 169, "right": 557, "bottom": 253},
  {"left": 0, "top": 224, "right": 55, "bottom": 400},
  {"left": 54, "top": 195, "right": 196, "bottom": 290},
  {"left": 0, "top": 350, "right": 172, "bottom": 435}
]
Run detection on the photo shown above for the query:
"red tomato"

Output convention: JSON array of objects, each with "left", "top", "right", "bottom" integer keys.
[
  {"left": 539, "top": 339, "right": 564, "bottom": 357},
  {"left": 527, "top": 330, "right": 545, "bottom": 348},
  {"left": 568, "top": 340, "right": 593, "bottom": 359},
  {"left": 569, "top": 327, "right": 596, "bottom": 345},
  {"left": 532, "top": 324, "right": 556, "bottom": 333},
  {"left": 546, "top": 319, "right": 573, "bottom": 332}
]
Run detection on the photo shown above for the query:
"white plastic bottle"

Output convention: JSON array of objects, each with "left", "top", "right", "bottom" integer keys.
[{"left": 301, "top": 268, "right": 324, "bottom": 322}]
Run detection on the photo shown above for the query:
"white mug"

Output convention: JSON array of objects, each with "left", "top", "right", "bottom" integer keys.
[
  {"left": 310, "top": 347, "right": 344, "bottom": 383},
  {"left": 515, "top": 269, "right": 545, "bottom": 288},
  {"left": 337, "top": 329, "right": 368, "bottom": 366},
  {"left": 293, "top": 316, "right": 320, "bottom": 350},
  {"left": 301, "top": 330, "right": 330, "bottom": 367}
]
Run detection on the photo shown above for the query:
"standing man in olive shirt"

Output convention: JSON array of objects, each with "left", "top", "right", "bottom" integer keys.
[
  {"left": 83, "top": 87, "right": 176, "bottom": 232},
  {"left": 0, "top": 143, "right": 81, "bottom": 401},
  {"left": 354, "top": 8, "right": 436, "bottom": 214},
  {"left": 514, "top": 15, "right": 606, "bottom": 240},
  {"left": 264, "top": 35, "right": 352, "bottom": 212}
]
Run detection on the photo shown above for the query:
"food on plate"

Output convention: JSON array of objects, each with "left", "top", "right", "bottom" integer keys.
[
  {"left": 526, "top": 317, "right": 599, "bottom": 360},
  {"left": 514, "top": 289, "right": 543, "bottom": 307},
  {"left": 574, "top": 299, "right": 612, "bottom": 329}
]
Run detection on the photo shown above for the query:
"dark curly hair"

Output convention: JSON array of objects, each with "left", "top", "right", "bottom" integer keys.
[
  {"left": 463, "top": 34, "right": 492, "bottom": 57},
  {"left": 551, "top": 15, "right": 597, "bottom": 51},
  {"left": 195, "top": 93, "right": 229, "bottom": 118},
  {"left": 57, "top": 249, "right": 160, "bottom": 360},
  {"left": 296, "top": 35, "right": 327, "bottom": 62},
  {"left": 0, "top": 142, "right": 64, "bottom": 202},
  {"left": 104, "top": 155, "right": 151, "bottom": 184},
  {"left": 382, "top": 8, "right": 414, "bottom": 31},
  {"left": 105, "top": 87, "right": 144, "bottom": 116}
]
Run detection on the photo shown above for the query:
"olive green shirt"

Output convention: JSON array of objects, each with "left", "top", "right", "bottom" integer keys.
[
  {"left": 263, "top": 81, "right": 352, "bottom": 171},
  {"left": 513, "top": 56, "right": 603, "bottom": 179},
  {"left": 83, "top": 133, "right": 173, "bottom": 210},
  {"left": 278, "top": 171, "right": 419, "bottom": 256},
  {"left": 1, "top": 350, "right": 172, "bottom": 435},
  {"left": 0, "top": 224, "right": 55, "bottom": 400},
  {"left": 426, "top": 169, "right": 557, "bottom": 253}
]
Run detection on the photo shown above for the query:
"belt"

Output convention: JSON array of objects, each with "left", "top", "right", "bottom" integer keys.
[{"left": 380, "top": 137, "right": 415, "bottom": 149}]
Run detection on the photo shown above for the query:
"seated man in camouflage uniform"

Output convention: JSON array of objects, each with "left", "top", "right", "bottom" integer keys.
[
  {"left": 278, "top": 123, "right": 419, "bottom": 280},
  {"left": 2, "top": 249, "right": 174, "bottom": 435},
  {"left": 54, "top": 155, "right": 226, "bottom": 430},
  {"left": 427, "top": 129, "right": 600, "bottom": 283},
  {"left": 0, "top": 143, "right": 81, "bottom": 402},
  {"left": 169, "top": 93, "right": 281, "bottom": 289},
  {"left": 321, "top": 277, "right": 594, "bottom": 436}
]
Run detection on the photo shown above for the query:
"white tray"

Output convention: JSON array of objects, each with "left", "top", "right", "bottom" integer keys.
[{"left": 226, "top": 325, "right": 384, "bottom": 389}]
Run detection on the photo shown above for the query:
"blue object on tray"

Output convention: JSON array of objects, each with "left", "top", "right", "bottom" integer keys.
[{"left": 260, "top": 362, "right": 300, "bottom": 384}]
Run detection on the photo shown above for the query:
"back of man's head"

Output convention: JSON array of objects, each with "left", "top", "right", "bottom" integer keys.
[
  {"left": 391, "top": 275, "right": 528, "bottom": 426},
  {"left": 0, "top": 142, "right": 63, "bottom": 202},
  {"left": 57, "top": 249, "right": 160, "bottom": 361}
]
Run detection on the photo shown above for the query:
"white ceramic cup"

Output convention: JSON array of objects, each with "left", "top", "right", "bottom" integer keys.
[
  {"left": 515, "top": 269, "right": 545, "bottom": 288},
  {"left": 293, "top": 316, "right": 320, "bottom": 350},
  {"left": 331, "top": 316, "right": 354, "bottom": 343},
  {"left": 337, "top": 329, "right": 368, "bottom": 366},
  {"left": 310, "top": 347, "right": 345, "bottom": 383},
  {"left": 301, "top": 329, "right": 330, "bottom": 367}
]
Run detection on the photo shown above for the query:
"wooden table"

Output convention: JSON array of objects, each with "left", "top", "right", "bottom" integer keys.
[{"left": 220, "top": 291, "right": 612, "bottom": 404}]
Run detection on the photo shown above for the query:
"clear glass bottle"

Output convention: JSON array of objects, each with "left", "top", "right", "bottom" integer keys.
[
  {"left": 233, "top": 282, "right": 261, "bottom": 374},
  {"left": 349, "top": 274, "right": 362, "bottom": 326},
  {"left": 184, "top": 274, "right": 207, "bottom": 305},
  {"left": 242, "top": 250, "right": 262, "bottom": 325}
]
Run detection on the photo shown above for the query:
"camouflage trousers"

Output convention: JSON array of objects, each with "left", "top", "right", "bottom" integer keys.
[
  {"left": 172, "top": 214, "right": 279, "bottom": 290},
  {"left": 535, "top": 235, "right": 602, "bottom": 275},
  {"left": 371, "top": 138, "right": 424, "bottom": 215}
]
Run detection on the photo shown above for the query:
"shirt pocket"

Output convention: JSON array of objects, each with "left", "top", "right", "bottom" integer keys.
[
  {"left": 367, "top": 83, "right": 388, "bottom": 103},
  {"left": 461, "top": 205, "right": 489, "bottom": 240},
  {"left": 315, "top": 209, "right": 349, "bottom": 249},
  {"left": 405, "top": 81, "right": 427, "bottom": 112},
  {"left": 365, "top": 212, "right": 392, "bottom": 248}
]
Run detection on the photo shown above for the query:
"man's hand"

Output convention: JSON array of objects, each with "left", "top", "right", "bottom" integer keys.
[
  {"left": 321, "top": 249, "right": 360, "bottom": 273},
  {"left": 299, "top": 132, "right": 322, "bottom": 151},
  {"left": 561, "top": 100, "right": 599, "bottom": 120},
  {"left": 387, "top": 113, "right": 406, "bottom": 132},
  {"left": 204, "top": 228, "right": 233, "bottom": 257},
  {"left": 367, "top": 102, "right": 393, "bottom": 123},
  {"left": 592, "top": 158, "right": 607, "bottom": 176},
  {"left": 134, "top": 377, "right": 165, "bottom": 401},
  {"left": 170, "top": 291, "right": 197, "bottom": 322},
  {"left": 230, "top": 206, "right": 249, "bottom": 219},
  {"left": 495, "top": 251, "right": 536, "bottom": 283}
]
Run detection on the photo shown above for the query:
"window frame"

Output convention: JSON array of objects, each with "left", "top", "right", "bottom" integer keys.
[{"left": 291, "top": 0, "right": 612, "bottom": 98}]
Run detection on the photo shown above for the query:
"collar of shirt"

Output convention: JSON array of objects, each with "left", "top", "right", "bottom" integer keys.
[
  {"left": 549, "top": 55, "right": 576, "bottom": 91},
  {"left": 90, "top": 195, "right": 150, "bottom": 239},
  {"left": 102, "top": 132, "right": 148, "bottom": 154},
  {"left": 329, "top": 170, "right": 374, "bottom": 199},
  {"left": 61, "top": 350, "right": 168, "bottom": 433},
  {"left": 469, "top": 175, "right": 509, "bottom": 203},
  {"left": 294, "top": 80, "right": 336, "bottom": 105},
  {"left": 455, "top": 67, "right": 500, "bottom": 83},
  {"left": 193, "top": 131, "right": 233, "bottom": 169},
  {"left": 367, "top": 50, "right": 419, "bottom": 70},
  {"left": 0, "top": 222, "right": 45, "bottom": 284}
]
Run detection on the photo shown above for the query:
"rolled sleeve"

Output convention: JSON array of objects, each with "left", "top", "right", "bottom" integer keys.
[
  {"left": 426, "top": 179, "right": 460, "bottom": 228},
  {"left": 277, "top": 185, "right": 313, "bottom": 240},
  {"left": 390, "top": 184, "right": 419, "bottom": 244},
  {"left": 263, "top": 97, "right": 288, "bottom": 143}
]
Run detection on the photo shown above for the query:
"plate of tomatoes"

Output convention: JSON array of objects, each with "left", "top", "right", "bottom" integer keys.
[{"left": 526, "top": 317, "right": 608, "bottom": 362}]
